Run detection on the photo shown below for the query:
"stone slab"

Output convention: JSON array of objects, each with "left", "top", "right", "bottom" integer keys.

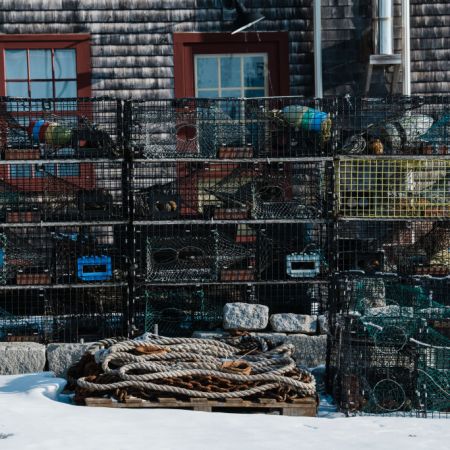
[
  {"left": 0, "top": 342, "right": 46, "bottom": 375},
  {"left": 286, "top": 334, "right": 327, "bottom": 368},
  {"left": 46, "top": 343, "right": 92, "bottom": 378},
  {"left": 270, "top": 314, "right": 317, "bottom": 333},
  {"left": 223, "top": 303, "right": 269, "bottom": 331}
]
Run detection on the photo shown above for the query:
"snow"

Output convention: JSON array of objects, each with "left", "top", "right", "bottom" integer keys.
[{"left": 0, "top": 372, "right": 448, "bottom": 450}]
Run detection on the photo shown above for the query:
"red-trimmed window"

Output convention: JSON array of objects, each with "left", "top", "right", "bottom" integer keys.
[
  {"left": 0, "top": 34, "right": 91, "bottom": 99},
  {"left": 173, "top": 32, "right": 289, "bottom": 98}
]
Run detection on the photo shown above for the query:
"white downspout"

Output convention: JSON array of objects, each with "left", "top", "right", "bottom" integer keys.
[
  {"left": 402, "top": 0, "right": 411, "bottom": 95},
  {"left": 313, "top": 0, "right": 323, "bottom": 98}
]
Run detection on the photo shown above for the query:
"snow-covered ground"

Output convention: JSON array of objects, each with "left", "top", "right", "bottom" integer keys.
[{"left": 0, "top": 372, "right": 448, "bottom": 450}]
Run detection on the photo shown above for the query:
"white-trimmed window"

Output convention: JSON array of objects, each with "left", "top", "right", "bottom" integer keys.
[{"left": 194, "top": 53, "right": 268, "bottom": 98}]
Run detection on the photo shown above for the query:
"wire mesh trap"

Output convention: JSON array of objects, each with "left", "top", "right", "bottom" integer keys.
[
  {"left": 0, "top": 161, "right": 124, "bottom": 222},
  {"left": 334, "top": 96, "right": 450, "bottom": 156},
  {"left": 133, "top": 160, "right": 329, "bottom": 221},
  {"left": 132, "top": 97, "right": 334, "bottom": 159},
  {"left": 328, "top": 276, "right": 450, "bottom": 415},
  {"left": 135, "top": 223, "right": 329, "bottom": 283},
  {"left": 0, "top": 225, "right": 126, "bottom": 285},
  {"left": 335, "top": 158, "right": 450, "bottom": 218},
  {"left": 0, "top": 98, "right": 121, "bottom": 159},
  {"left": 0, "top": 286, "right": 126, "bottom": 343},
  {"left": 335, "top": 220, "right": 450, "bottom": 277}
]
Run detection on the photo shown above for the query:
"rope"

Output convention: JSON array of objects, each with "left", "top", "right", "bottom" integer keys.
[{"left": 76, "top": 335, "right": 316, "bottom": 400}]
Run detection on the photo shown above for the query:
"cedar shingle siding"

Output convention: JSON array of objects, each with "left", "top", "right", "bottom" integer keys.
[{"left": 0, "top": 0, "right": 448, "bottom": 98}]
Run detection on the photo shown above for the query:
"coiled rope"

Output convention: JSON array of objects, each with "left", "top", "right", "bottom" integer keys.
[{"left": 76, "top": 335, "right": 316, "bottom": 400}]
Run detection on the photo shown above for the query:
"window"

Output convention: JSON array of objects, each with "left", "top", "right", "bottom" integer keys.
[
  {"left": 10, "top": 164, "right": 32, "bottom": 179},
  {"left": 174, "top": 32, "right": 289, "bottom": 98},
  {"left": 0, "top": 34, "right": 91, "bottom": 99},
  {"left": 195, "top": 54, "right": 267, "bottom": 98}
]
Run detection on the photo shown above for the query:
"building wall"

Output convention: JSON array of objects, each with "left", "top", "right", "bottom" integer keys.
[{"left": 0, "top": 0, "right": 448, "bottom": 98}]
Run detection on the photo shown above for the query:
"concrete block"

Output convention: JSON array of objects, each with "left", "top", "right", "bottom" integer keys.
[
  {"left": 223, "top": 303, "right": 269, "bottom": 330},
  {"left": 46, "top": 343, "right": 92, "bottom": 378},
  {"left": 0, "top": 342, "right": 46, "bottom": 375},
  {"left": 270, "top": 313, "right": 317, "bottom": 333},
  {"left": 286, "top": 334, "right": 327, "bottom": 368}
]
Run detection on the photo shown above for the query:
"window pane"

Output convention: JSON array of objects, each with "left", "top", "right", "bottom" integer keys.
[
  {"left": 197, "top": 90, "right": 219, "bottom": 98},
  {"left": 244, "top": 89, "right": 265, "bottom": 98},
  {"left": 220, "top": 56, "right": 241, "bottom": 88},
  {"left": 55, "top": 80, "right": 77, "bottom": 98},
  {"left": 35, "top": 164, "right": 56, "bottom": 178},
  {"left": 6, "top": 82, "right": 28, "bottom": 97},
  {"left": 5, "top": 50, "right": 28, "bottom": 80},
  {"left": 29, "top": 50, "right": 52, "bottom": 79},
  {"left": 54, "top": 49, "right": 76, "bottom": 79},
  {"left": 31, "top": 81, "right": 53, "bottom": 98},
  {"left": 10, "top": 165, "right": 32, "bottom": 178},
  {"left": 244, "top": 56, "right": 265, "bottom": 87},
  {"left": 58, "top": 163, "right": 80, "bottom": 177},
  {"left": 196, "top": 57, "right": 218, "bottom": 89},
  {"left": 221, "top": 89, "right": 242, "bottom": 98}
]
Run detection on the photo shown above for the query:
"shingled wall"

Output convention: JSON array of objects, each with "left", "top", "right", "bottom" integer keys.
[{"left": 0, "top": 0, "right": 448, "bottom": 98}]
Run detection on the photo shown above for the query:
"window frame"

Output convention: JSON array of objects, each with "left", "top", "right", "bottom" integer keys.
[
  {"left": 0, "top": 34, "right": 91, "bottom": 98},
  {"left": 173, "top": 32, "right": 289, "bottom": 98}
]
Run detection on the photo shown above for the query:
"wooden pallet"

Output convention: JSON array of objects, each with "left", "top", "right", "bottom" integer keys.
[{"left": 84, "top": 396, "right": 317, "bottom": 416}]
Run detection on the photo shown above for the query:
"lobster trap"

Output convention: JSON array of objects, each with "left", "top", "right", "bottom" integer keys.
[
  {"left": 335, "top": 220, "right": 450, "bottom": 277},
  {"left": 335, "top": 158, "right": 450, "bottom": 218},
  {"left": 0, "top": 98, "right": 121, "bottom": 159},
  {"left": 335, "top": 96, "right": 450, "bottom": 156},
  {"left": 134, "top": 223, "right": 330, "bottom": 284},
  {"left": 328, "top": 276, "right": 450, "bottom": 415},
  {"left": 132, "top": 97, "right": 334, "bottom": 159},
  {"left": 0, "top": 160, "right": 124, "bottom": 222},
  {"left": 0, "top": 225, "right": 127, "bottom": 286},
  {"left": 132, "top": 160, "right": 330, "bottom": 221},
  {"left": 0, "top": 285, "right": 126, "bottom": 342}
]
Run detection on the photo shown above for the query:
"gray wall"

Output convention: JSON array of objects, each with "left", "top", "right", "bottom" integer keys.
[{"left": 0, "top": 0, "right": 448, "bottom": 98}]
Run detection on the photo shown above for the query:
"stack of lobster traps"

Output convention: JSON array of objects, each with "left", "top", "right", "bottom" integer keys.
[
  {"left": 131, "top": 97, "right": 334, "bottom": 336},
  {"left": 0, "top": 98, "right": 127, "bottom": 342},
  {"left": 329, "top": 96, "right": 450, "bottom": 416}
]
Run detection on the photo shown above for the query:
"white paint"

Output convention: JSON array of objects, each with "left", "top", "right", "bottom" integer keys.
[
  {"left": 402, "top": 0, "right": 411, "bottom": 95},
  {"left": 377, "top": 0, "right": 394, "bottom": 55},
  {"left": 313, "top": 0, "right": 323, "bottom": 98}
]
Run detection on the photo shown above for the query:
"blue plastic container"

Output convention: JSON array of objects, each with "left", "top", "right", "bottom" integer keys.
[{"left": 77, "top": 256, "right": 112, "bottom": 281}]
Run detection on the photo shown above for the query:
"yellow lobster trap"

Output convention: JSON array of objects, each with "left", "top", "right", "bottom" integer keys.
[{"left": 335, "top": 158, "right": 450, "bottom": 218}]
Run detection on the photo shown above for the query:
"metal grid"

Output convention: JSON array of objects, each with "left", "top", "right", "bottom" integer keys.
[
  {"left": 0, "top": 286, "right": 126, "bottom": 343},
  {"left": 335, "top": 220, "right": 450, "bottom": 277},
  {"left": 328, "top": 276, "right": 450, "bottom": 415},
  {"left": 0, "top": 161, "right": 124, "bottom": 222},
  {"left": 336, "top": 158, "right": 450, "bottom": 218},
  {"left": 134, "top": 223, "right": 330, "bottom": 284},
  {"left": 132, "top": 97, "right": 334, "bottom": 159},
  {"left": 335, "top": 96, "right": 450, "bottom": 156},
  {"left": 132, "top": 160, "right": 330, "bottom": 220},
  {"left": 0, "top": 225, "right": 126, "bottom": 285},
  {"left": 0, "top": 97, "right": 121, "bottom": 159}
]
